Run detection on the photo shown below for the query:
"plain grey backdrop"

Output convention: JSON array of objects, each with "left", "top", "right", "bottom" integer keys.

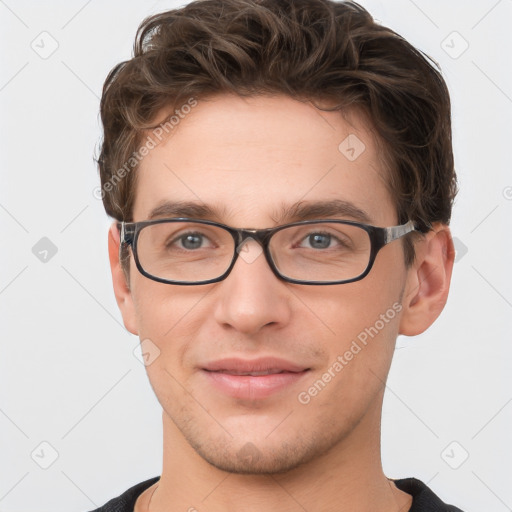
[{"left": 1, "top": 1, "right": 511, "bottom": 511}]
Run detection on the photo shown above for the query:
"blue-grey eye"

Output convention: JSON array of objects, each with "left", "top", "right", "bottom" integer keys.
[
  {"left": 180, "top": 233, "right": 204, "bottom": 249},
  {"left": 307, "top": 233, "right": 332, "bottom": 249}
]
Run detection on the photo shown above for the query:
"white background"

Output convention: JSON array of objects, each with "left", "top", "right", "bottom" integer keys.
[{"left": 0, "top": 1, "right": 511, "bottom": 511}]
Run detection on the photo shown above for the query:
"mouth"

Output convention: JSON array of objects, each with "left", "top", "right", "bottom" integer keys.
[
  {"left": 201, "top": 357, "right": 311, "bottom": 400},
  {"left": 202, "top": 356, "right": 309, "bottom": 374},
  {"left": 205, "top": 368, "right": 300, "bottom": 376}
]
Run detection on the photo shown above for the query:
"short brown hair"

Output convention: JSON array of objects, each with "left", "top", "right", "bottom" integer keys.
[{"left": 97, "top": 0, "right": 457, "bottom": 265}]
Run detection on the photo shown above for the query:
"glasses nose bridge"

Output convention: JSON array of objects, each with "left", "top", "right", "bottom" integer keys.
[
  {"left": 235, "top": 227, "right": 273, "bottom": 249},
  {"left": 229, "top": 227, "right": 281, "bottom": 282}
]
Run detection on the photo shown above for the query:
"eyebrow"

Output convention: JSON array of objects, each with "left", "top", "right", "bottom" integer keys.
[
  {"left": 147, "top": 201, "right": 226, "bottom": 221},
  {"left": 272, "top": 199, "right": 372, "bottom": 224},
  {"left": 146, "top": 199, "right": 372, "bottom": 225}
]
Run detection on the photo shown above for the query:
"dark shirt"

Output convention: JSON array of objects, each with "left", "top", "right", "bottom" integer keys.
[{"left": 88, "top": 476, "right": 464, "bottom": 511}]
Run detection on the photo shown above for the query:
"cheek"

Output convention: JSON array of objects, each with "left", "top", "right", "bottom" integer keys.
[
  {"left": 297, "top": 285, "right": 402, "bottom": 423},
  {"left": 133, "top": 273, "right": 197, "bottom": 332},
  {"left": 304, "top": 267, "right": 404, "bottom": 348},
  {"left": 309, "top": 254, "right": 406, "bottom": 382},
  {"left": 131, "top": 279, "right": 207, "bottom": 369}
]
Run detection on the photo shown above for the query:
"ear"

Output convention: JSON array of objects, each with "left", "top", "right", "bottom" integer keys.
[
  {"left": 108, "top": 222, "right": 139, "bottom": 335},
  {"left": 399, "top": 224, "right": 455, "bottom": 336}
]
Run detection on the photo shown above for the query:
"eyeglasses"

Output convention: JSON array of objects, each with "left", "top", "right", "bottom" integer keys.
[{"left": 118, "top": 218, "right": 417, "bottom": 286}]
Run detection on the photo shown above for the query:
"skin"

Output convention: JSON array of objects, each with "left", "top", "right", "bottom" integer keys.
[{"left": 108, "top": 94, "right": 455, "bottom": 512}]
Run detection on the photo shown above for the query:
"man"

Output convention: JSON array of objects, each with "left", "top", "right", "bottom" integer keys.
[{"left": 92, "top": 0, "right": 462, "bottom": 510}]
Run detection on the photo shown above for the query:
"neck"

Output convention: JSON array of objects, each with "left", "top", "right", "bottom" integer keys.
[{"left": 146, "top": 396, "right": 412, "bottom": 512}]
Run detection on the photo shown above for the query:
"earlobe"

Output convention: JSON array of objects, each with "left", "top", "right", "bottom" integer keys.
[
  {"left": 398, "top": 225, "right": 455, "bottom": 336},
  {"left": 108, "top": 222, "right": 139, "bottom": 335}
]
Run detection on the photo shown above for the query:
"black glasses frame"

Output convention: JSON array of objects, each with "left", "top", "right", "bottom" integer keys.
[{"left": 117, "top": 218, "right": 417, "bottom": 286}]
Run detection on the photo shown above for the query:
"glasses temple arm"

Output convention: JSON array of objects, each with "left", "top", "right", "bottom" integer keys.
[{"left": 384, "top": 220, "right": 417, "bottom": 243}]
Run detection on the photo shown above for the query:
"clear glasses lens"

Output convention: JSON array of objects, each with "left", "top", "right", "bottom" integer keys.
[
  {"left": 136, "top": 221, "right": 372, "bottom": 283},
  {"left": 137, "top": 221, "right": 234, "bottom": 282},
  {"left": 270, "top": 222, "right": 371, "bottom": 282}
]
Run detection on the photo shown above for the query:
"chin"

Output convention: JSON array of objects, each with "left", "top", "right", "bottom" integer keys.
[
  {"left": 198, "top": 444, "right": 312, "bottom": 475},
  {"left": 187, "top": 428, "right": 334, "bottom": 476}
]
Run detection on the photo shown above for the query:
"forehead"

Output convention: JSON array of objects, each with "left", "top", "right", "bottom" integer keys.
[{"left": 133, "top": 94, "right": 395, "bottom": 226}]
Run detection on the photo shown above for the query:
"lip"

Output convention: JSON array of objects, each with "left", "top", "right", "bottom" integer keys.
[
  {"left": 201, "top": 357, "right": 310, "bottom": 400},
  {"left": 202, "top": 357, "right": 309, "bottom": 373}
]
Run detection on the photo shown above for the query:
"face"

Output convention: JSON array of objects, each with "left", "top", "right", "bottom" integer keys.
[{"left": 112, "top": 94, "right": 423, "bottom": 474}]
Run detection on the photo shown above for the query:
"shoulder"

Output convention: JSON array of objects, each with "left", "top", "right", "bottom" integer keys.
[
  {"left": 394, "top": 477, "right": 465, "bottom": 512},
  {"left": 87, "top": 476, "right": 160, "bottom": 512}
]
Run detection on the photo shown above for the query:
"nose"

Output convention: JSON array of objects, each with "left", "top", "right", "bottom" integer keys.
[{"left": 213, "top": 238, "right": 292, "bottom": 336}]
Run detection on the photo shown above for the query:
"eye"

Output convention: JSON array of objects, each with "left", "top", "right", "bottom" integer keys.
[
  {"left": 304, "top": 233, "right": 333, "bottom": 249},
  {"left": 297, "top": 231, "right": 348, "bottom": 250},
  {"left": 168, "top": 231, "right": 213, "bottom": 250},
  {"left": 180, "top": 233, "right": 204, "bottom": 250}
]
